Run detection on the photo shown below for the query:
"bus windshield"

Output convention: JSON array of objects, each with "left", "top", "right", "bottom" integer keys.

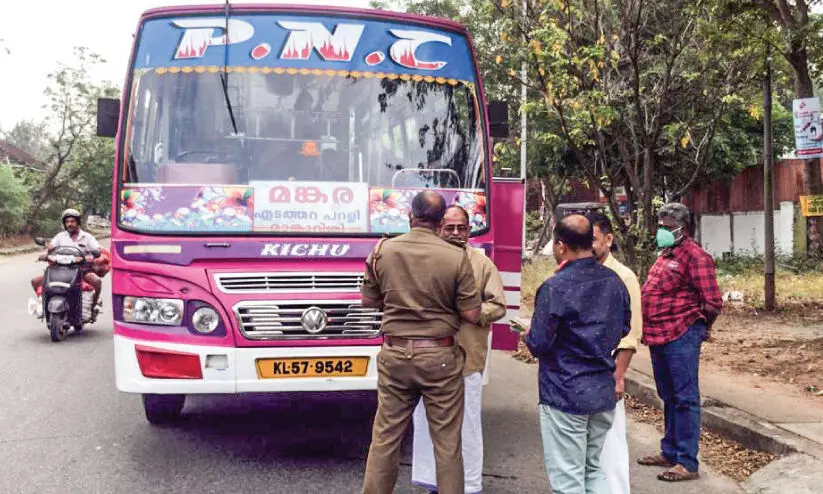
[{"left": 119, "top": 14, "right": 488, "bottom": 236}]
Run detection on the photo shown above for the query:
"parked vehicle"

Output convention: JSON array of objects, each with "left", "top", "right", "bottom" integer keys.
[
  {"left": 541, "top": 202, "right": 606, "bottom": 256},
  {"left": 96, "top": 4, "right": 524, "bottom": 424}
]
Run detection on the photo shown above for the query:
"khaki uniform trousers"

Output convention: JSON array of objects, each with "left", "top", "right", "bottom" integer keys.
[{"left": 363, "top": 341, "right": 465, "bottom": 494}]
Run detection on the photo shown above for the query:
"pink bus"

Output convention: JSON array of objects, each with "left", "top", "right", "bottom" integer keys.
[{"left": 96, "top": 3, "right": 524, "bottom": 424}]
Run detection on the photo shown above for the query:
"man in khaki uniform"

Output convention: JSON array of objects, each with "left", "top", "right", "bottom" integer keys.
[
  {"left": 587, "top": 211, "right": 643, "bottom": 494},
  {"left": 361, "top": 191, "right": 482, "bottom": 494},
  {"left": 411, "top": 205, "right": 506, "bottom": 494}
]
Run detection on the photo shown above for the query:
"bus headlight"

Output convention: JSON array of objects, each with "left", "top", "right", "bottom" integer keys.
[
  {"left": 191, "top": 306, "right": 220, "bottom": 334},
  {"left": 123, "top": 297, "right": 184, "bottom": 326}
]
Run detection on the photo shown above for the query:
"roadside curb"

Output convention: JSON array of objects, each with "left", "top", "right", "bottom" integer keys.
[
  {"left": 0, "top": 233, "right": 112, "bottom": 257},
  {"left": 625, "top": 369, "right": 823, "bottom": 461},
  {"left": 0, "top": 245, "right": 41, "bottom": 256}
]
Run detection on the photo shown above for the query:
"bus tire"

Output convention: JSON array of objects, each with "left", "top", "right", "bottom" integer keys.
[{"left": 142, "top": 394, "right": 185, "bottom": 425}]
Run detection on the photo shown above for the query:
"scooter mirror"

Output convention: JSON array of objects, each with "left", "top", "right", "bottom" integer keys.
[
  {"left": 34, "top": 237, "right": 46, "bottom": 247},
  {"left": 89, "top": 248, "right": 101, "bottom": 258}
]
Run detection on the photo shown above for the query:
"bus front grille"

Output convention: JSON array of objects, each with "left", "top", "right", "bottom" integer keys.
[
  {"left": 216, "top": 272, "right": 364, "bottom": 294},
  {"left": 233, "top": 300, "right": 381, "bottom": 340}
]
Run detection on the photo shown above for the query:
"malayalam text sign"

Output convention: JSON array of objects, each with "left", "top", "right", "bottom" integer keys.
[
  {"left": 251, "top": 181, "right": 369, "bottom": 233},
  {"left": 793, "top": 97, "right": 823, "bottom": 158},
  {"left": 800, "top": 195, "right": 823, "bottom": 217}
]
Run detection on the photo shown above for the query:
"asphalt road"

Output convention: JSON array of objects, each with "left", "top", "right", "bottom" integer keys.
[{"left": 0, "top": 248, "right": 742, "bottom": 493}]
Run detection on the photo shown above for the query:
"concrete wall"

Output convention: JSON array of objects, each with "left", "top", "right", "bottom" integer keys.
[
  {"left": 696, "top": 201, "right": 795, "bottom": 257},
  {"left": 698, "top": 214, "right": 732, "bottom": 256}
]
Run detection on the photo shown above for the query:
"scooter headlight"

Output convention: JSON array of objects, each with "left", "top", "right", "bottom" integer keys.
[
  {"left": 123, "top": 297, "right": 184, "bottom": 326},
  {"left": 50, "top": 254, "right": 77, "bottom": 265}
]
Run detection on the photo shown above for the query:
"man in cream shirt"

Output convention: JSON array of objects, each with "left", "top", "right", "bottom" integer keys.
[
  {"left": 410, "top": 205, "right": 507, "bottom": 494},
  {"left": 587, "top": 211, "right": 643, "bottom": 494}
]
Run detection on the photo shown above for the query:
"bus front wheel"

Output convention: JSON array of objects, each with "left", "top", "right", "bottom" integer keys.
[{"left": 142, "top": 394, "right": 185, "bottom": 425}]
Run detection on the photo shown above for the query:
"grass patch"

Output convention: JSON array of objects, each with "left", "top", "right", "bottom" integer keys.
[
  {"left": 715, "top": 252, "right": 822, "bottom": 276},
  {"left": 716, "top": 254, "right": 823, "bottom": 307},
  {"left": 522, "top": 253, "right": 823, "bottom": 314},
  {"left": 718, "top": 270, "right": 823, "bottom": 305}
]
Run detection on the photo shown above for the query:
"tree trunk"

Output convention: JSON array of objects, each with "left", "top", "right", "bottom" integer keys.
[
  {"left": 790, "top": 48, "right": 823, "bottom": 257},
  {"left": 535, "top": 217, "right": 553, "bottom": 253},
  {"left": 535, "top": 177, "right": 563, "bottom": 253},
  {"left": 804, "top": 161, "right": 823, "bottom": 257},
  {"left": 642, "top": 148, "right": 656, "bottom": 235},
  {"left": 619, "top": 235, "right": 638, "bottom": 272},
  {"left": 26, "top": 165, "right": 61, "bottom": 226},
  {"left": 535, "top": 199, "right": 553, "bottom": 253}
]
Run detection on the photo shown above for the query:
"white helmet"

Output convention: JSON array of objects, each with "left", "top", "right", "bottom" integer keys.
[{"left": 61, "top": 208, "right": 82, "bottom": 225}]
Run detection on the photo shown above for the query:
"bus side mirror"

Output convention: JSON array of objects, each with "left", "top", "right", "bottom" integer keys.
[
  {"left": 97, "top": 98, "right": 120, "bottom": 138},
  {"left": 488, "top": 100, "right": 509, "bottom": 138}
]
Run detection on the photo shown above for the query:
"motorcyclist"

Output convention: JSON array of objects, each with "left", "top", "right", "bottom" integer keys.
[{"left": 30, "top": 209, "right": 103, "bottom": 316}]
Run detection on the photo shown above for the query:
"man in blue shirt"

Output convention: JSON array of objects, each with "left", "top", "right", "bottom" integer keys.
[{"left": 526, "top": 214, "right": 631, "bottom": 494}]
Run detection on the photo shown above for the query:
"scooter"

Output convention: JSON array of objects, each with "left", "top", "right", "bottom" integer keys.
[{"left": 28, "top": 238, "right": 100, "bottom": 342}]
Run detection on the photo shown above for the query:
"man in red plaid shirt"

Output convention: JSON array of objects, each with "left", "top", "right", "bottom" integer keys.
[{"left": 637, "top": 203, "right": 722, "bottom": 483}]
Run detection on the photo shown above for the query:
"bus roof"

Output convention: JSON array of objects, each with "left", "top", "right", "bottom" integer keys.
[{"left": 139, "top": 4, "right": 470, "bottom": 36}]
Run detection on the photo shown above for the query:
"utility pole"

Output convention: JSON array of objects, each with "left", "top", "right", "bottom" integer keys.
[
  {"left": 764, "top": 43, "right": 776, "bottom": 310},
  {"left": 520, "top": 0, "right": 528, "bottom": 257}
]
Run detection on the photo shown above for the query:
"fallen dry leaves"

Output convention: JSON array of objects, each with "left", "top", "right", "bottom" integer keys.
[
  {"left": 625, "top": 395, "right": 776, "bottom": 481},
  {"left": 513, "top": 339, "right": 537, "bottom": 364}
]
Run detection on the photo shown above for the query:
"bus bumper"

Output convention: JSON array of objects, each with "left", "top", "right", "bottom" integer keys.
[{"left": 113, "top": 334, "right": 380, "bottom": 394}]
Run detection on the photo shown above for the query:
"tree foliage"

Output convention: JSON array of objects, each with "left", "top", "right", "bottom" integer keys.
[
  {"left": 2, "top": 47, "right": 117, "bottom": 235},
  {"left": 374, "top": 0, "right": 583, "bottom": 250},
  {"left": 381, "top": 0, "right": 796, "bottom": 273},
  {"left": 0, "top": 165, "right": 30, "bottom": 237}
]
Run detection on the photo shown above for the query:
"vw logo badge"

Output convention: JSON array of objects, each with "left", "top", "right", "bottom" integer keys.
[{"left": 300, "top": 306, "right": 328, "bottom": 334}]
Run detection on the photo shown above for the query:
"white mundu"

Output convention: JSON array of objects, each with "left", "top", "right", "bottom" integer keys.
[
  {"left": 600, "top": 399, "right": 630, "bottom": 494},
  {"left": 598, "top": 253, "right": 643, "bottom": 494},
  {"left": 410, "top": 241, "right": 506, "bottom": 494},
  {"left": 412, "top": 372, "right": 484, "bottom": 494}
]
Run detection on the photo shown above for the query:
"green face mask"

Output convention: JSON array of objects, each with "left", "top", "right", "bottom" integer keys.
[{"left": 656, "top": 227, "right": 681, "bottom": 248}]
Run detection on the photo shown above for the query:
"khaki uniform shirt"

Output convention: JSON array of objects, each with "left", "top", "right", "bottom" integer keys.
[
  {"left": 361, "top": 227, "right": 481, "bottom": 338},
  {"left": 456, "top": 247, "right": 506, "bottom": 375},
  {"left": 603, "top": 254, "right": 643, "bottom": 352}
]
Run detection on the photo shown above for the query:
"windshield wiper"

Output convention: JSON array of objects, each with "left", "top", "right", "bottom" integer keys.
[{"left": 221, "top": 0, "right": 239, "bottom": 135}]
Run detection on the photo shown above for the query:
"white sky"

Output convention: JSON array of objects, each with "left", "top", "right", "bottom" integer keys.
[{"left": 0, "top": 0, "right": 376, "bottom": 132}]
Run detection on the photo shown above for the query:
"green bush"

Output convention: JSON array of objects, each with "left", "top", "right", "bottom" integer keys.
[
  {"left": 715, "top": 252, "right": 823, "bottom": 276},
  {"left": 0, "top": 166, "right": 30, "bottom": 237}
]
